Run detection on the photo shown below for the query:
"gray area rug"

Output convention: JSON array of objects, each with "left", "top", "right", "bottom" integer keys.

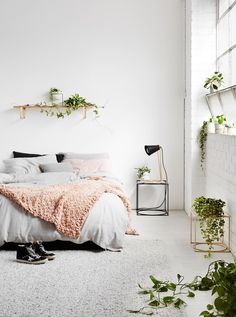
[{"left": 0, "top": 239, "right": 185, "bottom": 317}]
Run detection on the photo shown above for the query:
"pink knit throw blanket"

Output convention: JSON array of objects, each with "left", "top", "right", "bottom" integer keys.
[{"left": 0, "top": 179, "right": 132, "bottom": 239}]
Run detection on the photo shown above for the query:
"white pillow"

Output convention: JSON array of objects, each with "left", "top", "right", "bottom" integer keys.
[
  {"left": 10, "top": 172, "right": 79, "bottom": 185},
  {"left": 3, "top": 155, "right": 57, "bottom": 175},
  {"left": 0, "top": 173, "right": 15, "bottom": 184}
]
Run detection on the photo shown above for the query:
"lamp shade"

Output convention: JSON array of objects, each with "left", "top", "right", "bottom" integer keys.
[{"left": 144, "top": 145, "right": 160, "bottom": 156}]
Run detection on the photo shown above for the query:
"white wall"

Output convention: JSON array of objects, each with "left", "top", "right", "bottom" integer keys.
[
  {"left": 185, "top": 0, "right": 216, "bottom": 213},
  {"left": 206, "top": 134, "right": 236, "bottom": 254},
  {"left": 0, "top": 0, "right": 185, "bottom": 209}
]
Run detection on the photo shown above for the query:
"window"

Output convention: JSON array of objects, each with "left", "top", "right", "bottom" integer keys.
[
  {"left": 208, "top": 1, "right": 236, "bottom": 123},
  {"left": 217, "top": 0, "right": 236, "bottom": 86}
]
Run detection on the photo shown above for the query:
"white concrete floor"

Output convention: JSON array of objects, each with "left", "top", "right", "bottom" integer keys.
[{"left": 128, "top": 210, "right": 233, "bottom": 317}]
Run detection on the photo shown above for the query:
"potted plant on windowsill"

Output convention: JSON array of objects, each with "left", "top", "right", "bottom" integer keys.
[
  {"left": 135, "top": 166, "right": 151, "bottom": 181},
  {"left": 215, "top": 114, "right": 226, "bottom": 134},
  {"left": 204, "top": 71, "right": 224, "bottom": 93},
  {"left": 208, "top": 116, "right": 215, "bottom": 133},
  {"left": 226, "top": 123, "right": 236, "bottom": 135}
]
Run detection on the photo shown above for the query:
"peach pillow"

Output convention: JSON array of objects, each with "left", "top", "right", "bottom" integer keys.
[{"left": 64, "top": 159, "right": 112, "bottom": 175}]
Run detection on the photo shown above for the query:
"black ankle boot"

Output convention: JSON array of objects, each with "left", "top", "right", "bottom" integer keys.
[
  {"left": 34, "top": 241, "right": 56, "bottom": 261},
  {"left": 16, "top": 244, "right": 48, "bottom": 264}
]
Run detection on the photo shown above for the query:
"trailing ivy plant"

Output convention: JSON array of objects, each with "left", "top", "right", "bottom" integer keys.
[
  {"left": 41, "top": 93, "right": 99, "bottom": 119},
  {"left": 193, "top": 196, "right": 225, "bottom": 257},
  {"left": 129, "top": 260, "right": 236, "bottom": 317},
  {"left": 198, "top": 121, "right": 208, "bottom": 170}
]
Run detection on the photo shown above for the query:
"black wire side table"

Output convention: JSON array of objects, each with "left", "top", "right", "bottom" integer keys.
[{"left": 136, "top": 180, "right": 169, "bottom": 216}]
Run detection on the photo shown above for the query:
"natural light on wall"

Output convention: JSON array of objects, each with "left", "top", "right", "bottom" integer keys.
[
  {"left": 217, "top": 0, "right": 236, "bottom": 86},
  {"left": 208, "top": 0, "right": 236, "bottom": 124}
]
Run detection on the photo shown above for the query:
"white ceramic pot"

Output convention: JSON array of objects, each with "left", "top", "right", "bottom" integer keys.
[
  {"left": 51, "top": 92, "right": 63, "bottom": 105},
  {"left": 215, "top": 124, "right": 225, "bottom": 134},
  {"left": 208, "top": 122, "right": 215, "bottom": 133},
  {"left": 141, "top": 172, "right": 150, "bottom": 181},
  {"left": 227, "top": 127, "right": 236, "bottom": 135}
]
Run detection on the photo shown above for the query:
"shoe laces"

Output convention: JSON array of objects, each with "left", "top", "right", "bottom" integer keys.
[{"left": 26, "top": 246, "right": 38, "bottom": 258}]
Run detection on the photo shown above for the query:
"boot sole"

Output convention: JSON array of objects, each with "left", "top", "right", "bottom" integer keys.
[{"left": 16, "top": 259, "right": 47, "bottom": 265}]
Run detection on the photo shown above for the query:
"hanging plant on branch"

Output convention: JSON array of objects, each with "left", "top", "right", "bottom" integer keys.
[{"left": 41, "top": 91, "right": 99, "bottom": 119}]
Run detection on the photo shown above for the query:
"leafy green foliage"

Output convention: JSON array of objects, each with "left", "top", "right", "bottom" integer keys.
[
  {"left": 129, "top": 260, "right": 236, "bottom": 317},
  {"left": 193, "top": 196, "right": 225, "bottom": 257},
  {"left": 216, "top": 114, "right": 226, "bottom": 125},
  {"left": 135, "top": 166, "right": 151, "bottom": 179},
  {"left": 42, "top": 92, "right": 99, "bottom": 119},
  {"left": 198, "top": 121, "right": 208, "bottom": 171},
  {"left": 204, "top": 72, "right": 224, "bottom": 91}
]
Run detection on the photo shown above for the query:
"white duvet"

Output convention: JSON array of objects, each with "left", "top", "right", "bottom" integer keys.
[{"left": 0, "top": 173, "right": 129, "bottom": 251}]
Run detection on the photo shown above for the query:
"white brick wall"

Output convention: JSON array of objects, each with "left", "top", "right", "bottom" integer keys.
[{"left": 206, "top": 134, "right": 236, "bottom": 254}]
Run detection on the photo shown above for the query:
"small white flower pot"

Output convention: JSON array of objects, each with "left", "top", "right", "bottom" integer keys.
[
  {"left": 51, "top": 92, "right": 63, "bottom": 105},
  {"left": 139, "top": 172, "right": 150, "bottom": 181},
  {"left": 215, "top": 124, "right": 225, "bottom": 134},
  {"left": 208, "top": 122, "right": 215, "bottom": 133},
  {"left": 227, "top": 127, "right": 236, "bottom": 135}
]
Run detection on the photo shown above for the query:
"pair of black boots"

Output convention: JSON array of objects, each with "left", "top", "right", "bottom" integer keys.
[{"left": 16, "top": 241, "right": 55, "bottom": 265}]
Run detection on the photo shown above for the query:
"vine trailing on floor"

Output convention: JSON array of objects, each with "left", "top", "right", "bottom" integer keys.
[
  {"left": 128, "top": 260, "right": 236, "bottom": 317},
  {"left": 198, "top": 121, "right": 208, "bottom": 171}
]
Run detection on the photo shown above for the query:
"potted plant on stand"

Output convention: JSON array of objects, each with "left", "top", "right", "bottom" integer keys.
[
  {"left": 215, "top": 114, "right": 226, "bottom": 134},
  {"left": 192, "top": 196, "right": 226, "bottom": 257},
  {"left": 135, "top": 166, "right": 151, "bottom": 181},
  {"left": 204, "top": 71, "right": 224, "bottom": 92}
]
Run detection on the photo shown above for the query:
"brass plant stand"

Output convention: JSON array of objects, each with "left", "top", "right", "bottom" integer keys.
[{"left": 190, "top": 210, "right": 231, "bottom": 253}]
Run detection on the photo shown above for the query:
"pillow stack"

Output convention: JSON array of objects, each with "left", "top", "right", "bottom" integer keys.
[
  {"left": 4, "top": 155, "right": 58, "bottom": 175},
  {"left": 2, "top": 151, "right": 111, "bottom": 177}
]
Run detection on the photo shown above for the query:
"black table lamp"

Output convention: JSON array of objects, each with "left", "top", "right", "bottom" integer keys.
[{"left": 144, "top": 145, "right": 168, "bottom": 182}]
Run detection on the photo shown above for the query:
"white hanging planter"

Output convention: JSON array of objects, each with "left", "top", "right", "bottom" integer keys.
[
  {"left": 208, "top": 122, "right": 215, "bottom": 133},
  {"left": 51, "top": 92, "right": 63, "bottom": 106},
  {"left": 215, "top": 124, "right": 225, "bottom": 134},
  {"left": 227, "top": 127, "right": 236, "bottom": 136}
]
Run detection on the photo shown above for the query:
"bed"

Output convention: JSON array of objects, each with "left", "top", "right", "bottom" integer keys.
[{"left": 0, "top": 152, "right": 130, "bottom": 251}]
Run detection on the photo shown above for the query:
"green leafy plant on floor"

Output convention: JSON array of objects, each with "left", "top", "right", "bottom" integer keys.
[
  {"left": 128, "top": 260, "right": 236, "bottom": 317},
  {"left": 198, "top": 121, "right": 208, "bottom": 170},
  {"left": 193, "top": 197, "right": 225, "bottom": 258},
  {"left": 135, "top": 166, "right": 151, "bottom": 179},
  {"left": 204, "top": 72, "right": 224, "bottom": 91}
]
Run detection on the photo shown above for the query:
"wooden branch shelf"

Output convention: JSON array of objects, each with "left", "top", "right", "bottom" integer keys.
[{"left": 14, "top": 104, "right": 104, "bottom": 119}]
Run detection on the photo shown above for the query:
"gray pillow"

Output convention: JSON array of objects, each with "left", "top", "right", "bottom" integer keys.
[
  {"left": 40, "top": 162, "right": 73, "bottom": 173},
  {"left": 3, "top": 155, "right": 57, "bottom": 175}
]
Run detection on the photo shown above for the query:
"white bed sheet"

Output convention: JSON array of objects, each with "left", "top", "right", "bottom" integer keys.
[{"left": 0, "top": 192, "right": 129, "bottom": 251}]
